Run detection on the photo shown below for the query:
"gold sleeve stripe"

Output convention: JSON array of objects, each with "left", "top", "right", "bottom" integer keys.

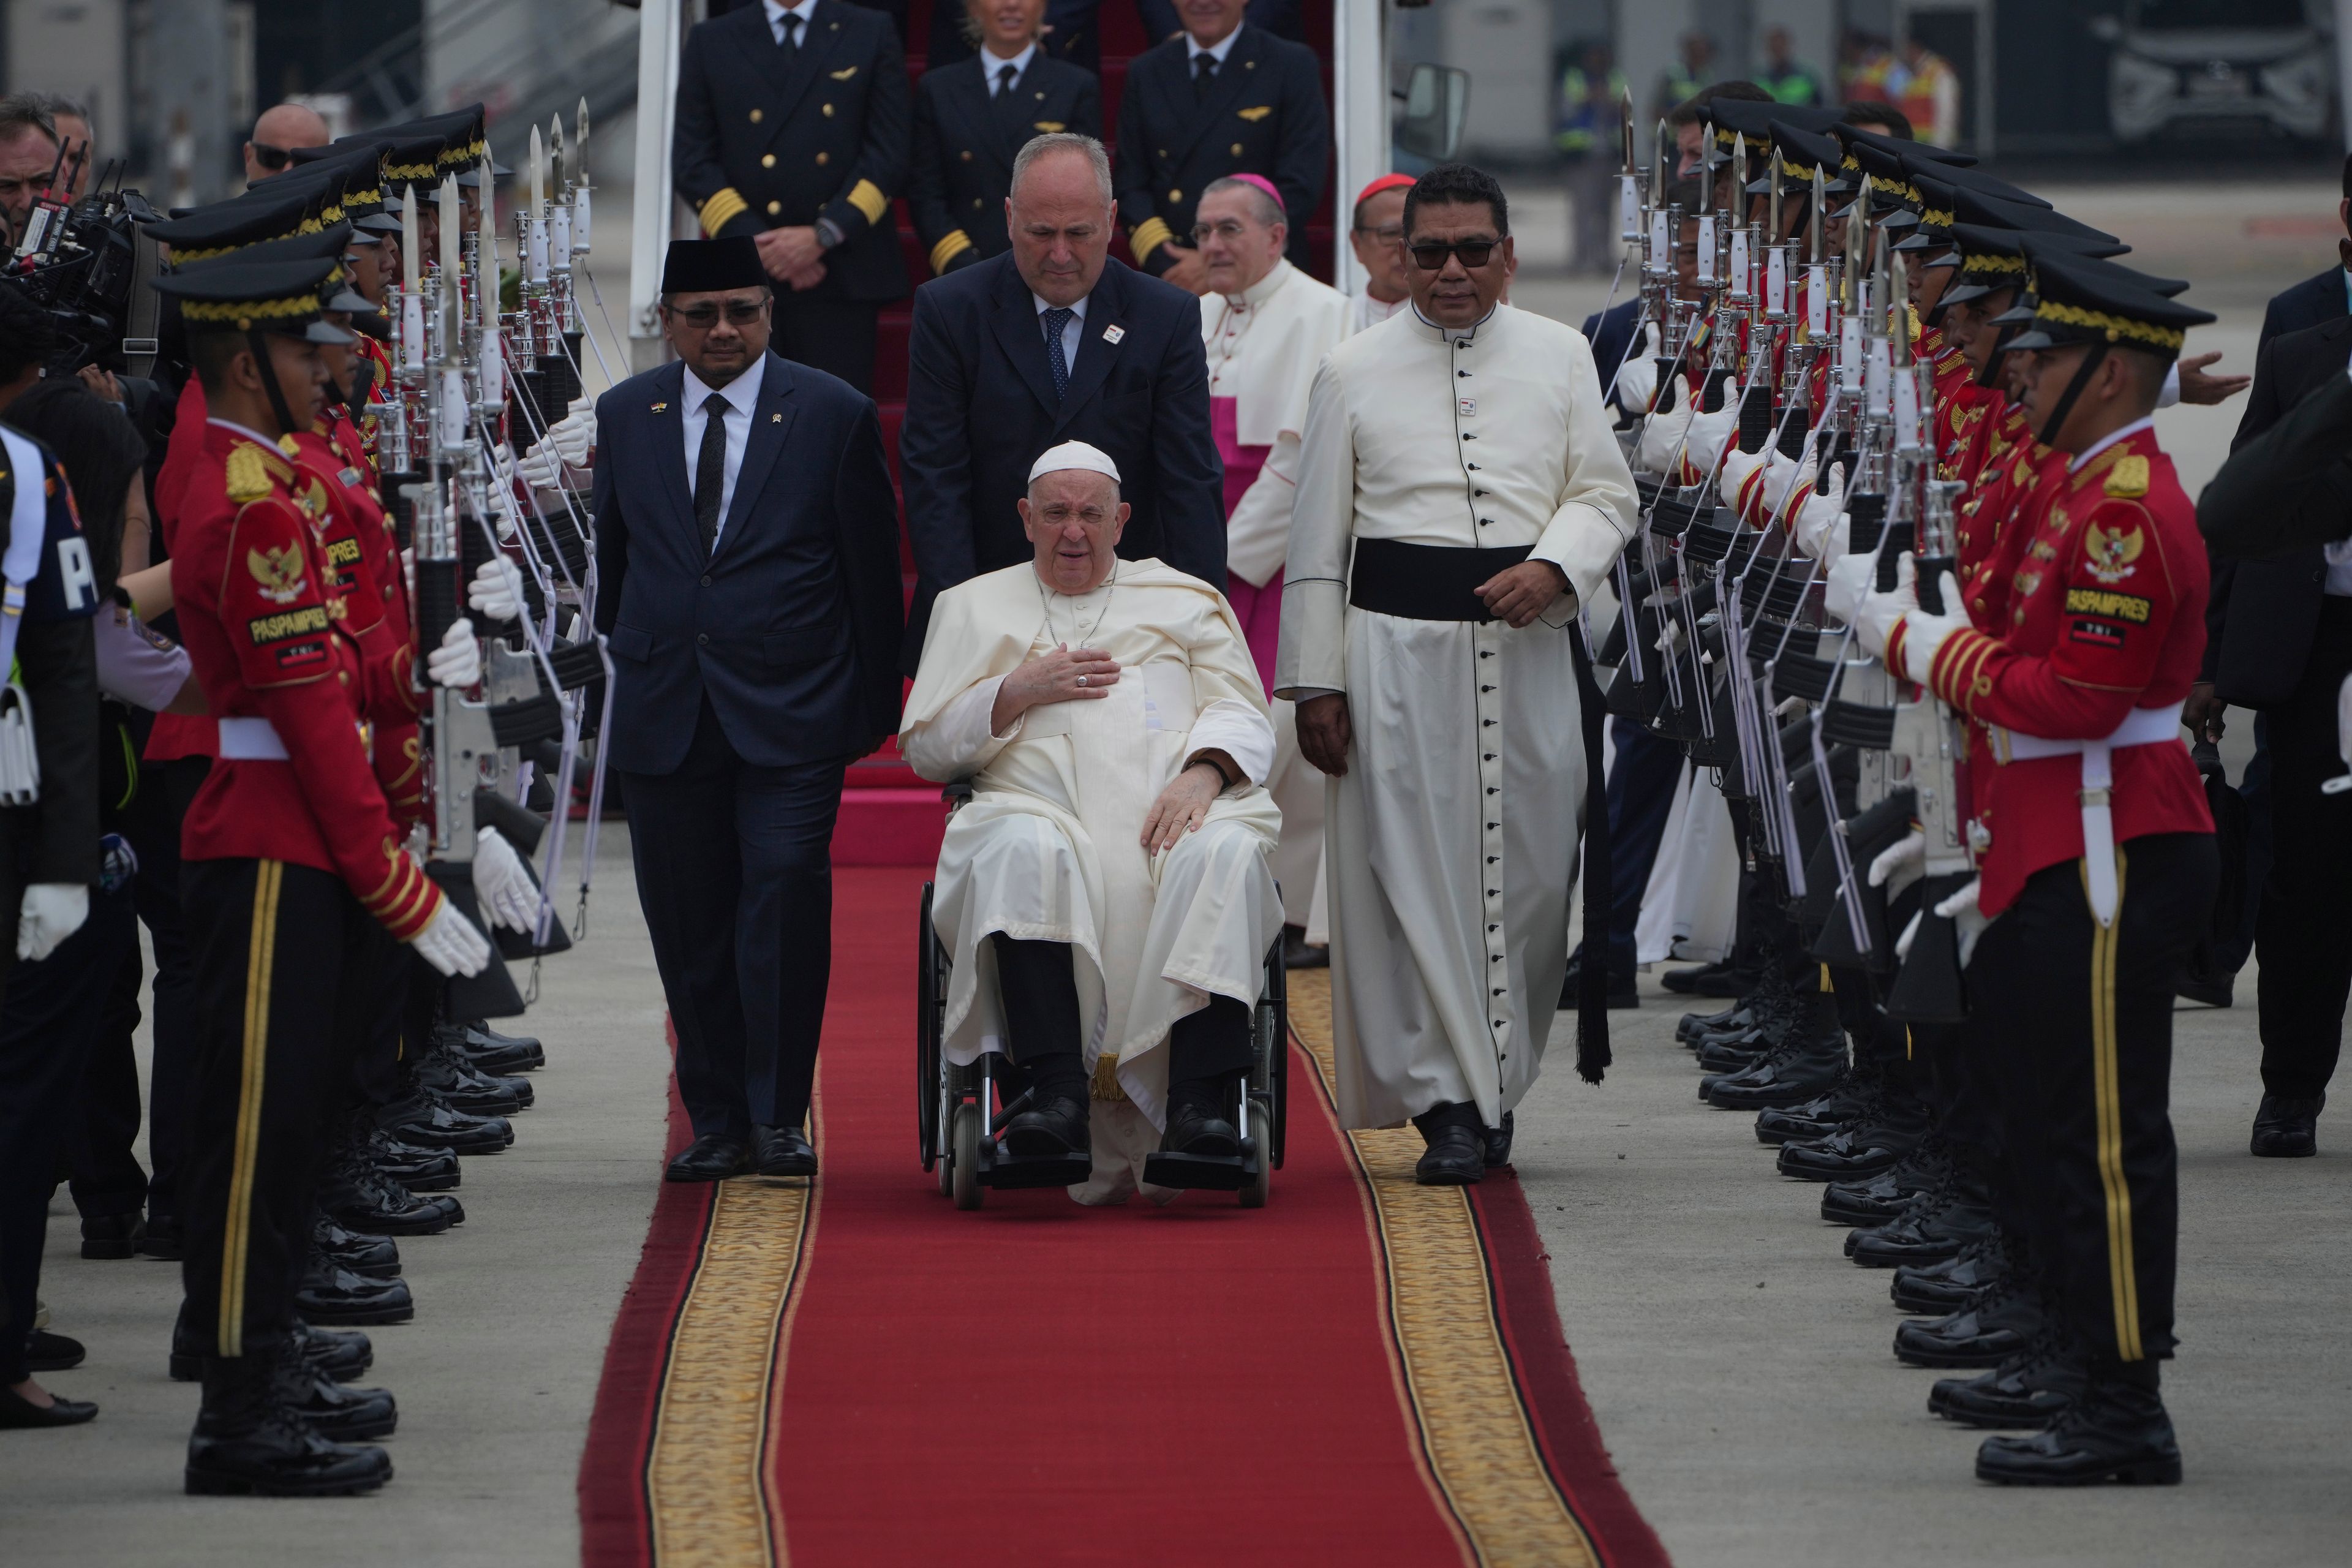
[
  {"left": 1130, "top": 216, "right": 1174, "bottom": 262},
  {"left": 846, "top": 179, "right": 889, "bottom": 226},
  {"left": 929, "top": 230, "right": 974, "bottom": 274},
  {"left": 698, "top": 187, "right": 750, "bottom": 236}
]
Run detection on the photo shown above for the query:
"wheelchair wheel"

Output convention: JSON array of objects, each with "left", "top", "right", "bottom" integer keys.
[
  {"left": 1238, "top": 1095, "right": 1274, "bottom": 1208},
  {"left": 951, "top": 1100, "right": 986, "bottom": 1211},
  {"left": 918, "top": 884, "right": 941, "bottom": 1172},
  {"left": 1261, "top": 948, "right": 1289, "bottom": 1170}
]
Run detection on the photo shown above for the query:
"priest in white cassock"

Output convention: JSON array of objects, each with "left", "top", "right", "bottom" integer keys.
[
  {"left": 902, "top": 442, "right": 1284, "bottom": 1205},
  {"left": 1278, "top": 164, "right": 1640, "bottom": 1185},
  {"left": 1193, "top": 173, "right": 1352, "bottom": 968}
]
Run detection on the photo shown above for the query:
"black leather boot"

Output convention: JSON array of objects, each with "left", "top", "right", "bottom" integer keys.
[
  {"left": 295, "top": 1255, "right": 415, "bottom": 1326},
  {"left": 1976, "top": 1366, "right": 2180, "bottom": 1485},
  {"left": 1676, "top": 1001, "right": 1754, "bottom": 1046},
  {"left": 266, "top": 1333, "right": 398, "bottom": 1441},
  {"left": 1754, "top": 1065, "right": 1882, "bottom": 1146},
  {"left": 294, "top": 1321, "right": 374, "bottom": 1384},
  {"left": 452, "top": 1018, "right": 545, "bottom": 1074},
  {"left": 138, "top": 1212, "right": 183, "bottom": 1260},
  {"left": 312, "top": 1210, "right": 402, "bottom": 1279},
  {"left": 1930, "top": 1332, "right": 2087, "bottom": 1429},
  {"left": 2250, "top": 1092, "right": 2323, "bottom": 1158},
  {"left": 319, "top": 1132, "right": 459, "bottom": 1237},
  {"left": 80, "top": 1210, "right": 146, "bottom": 1259},
  {"left": 1776, "top": 1096, "right": 1929, "bottom": 1180},
  {"left": 185, "top": 1349, "right": 393, "bottom": 1497},
  {"left": 1661, "top": 956, "right": 1758, "bottom": 996},
  {"left": 1894, "top": 1276, "right": 2046, "bottom": 1368},
  {"left": 1891, "top": 1231, "right": 2012, "bottom": 1313},
  {"left": 414, "top": 1031, "right": 532, "bottom": 1114},
  {"left": 377, "top": 1085, "right": 511, "bottom": 1155},
  {"left": 1822, "top": 1136, "right": 1953, "bottom": 1226},
  {"left": 1704, "top": 1000, "right": 1847, "bottom": 1110}
]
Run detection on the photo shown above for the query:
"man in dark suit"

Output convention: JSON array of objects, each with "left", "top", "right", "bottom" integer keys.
[
  {"left": 1113, "top": 0, "right": 1327, "bottom": 293},
  {"left": 909, "top": 0, "right": 1100, "bottom": 279},
  {"left": 900, "top": 131, "right": 1223, "bottom": 667},
  {"left": 2195, "top": 315, "right": 2352, "bottom": 1158},
  {"left": 592, "top": 239, "right": 905, "bottom": 1182},
  {"left": 2255, "top": 156, "right": 2352, "bottom": 354},
  {"left": 672, "top": 0, "right": 911, "bottom": 394}
]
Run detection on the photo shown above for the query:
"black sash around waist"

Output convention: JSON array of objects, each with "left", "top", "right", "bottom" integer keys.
[{"left": 1347, "top": 538, "right": 1534, "bottom": 622}]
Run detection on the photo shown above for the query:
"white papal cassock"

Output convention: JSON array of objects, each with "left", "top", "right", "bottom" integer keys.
[
  {"left": 901, "top": 559, "right": 1284, "bottom": 1197},
  {"left": 1201, "top": 257, "right": 1352, "bottom": 940},
  {"left": 1276, "top": 304, "right": 1638, "bottom": 1130}
]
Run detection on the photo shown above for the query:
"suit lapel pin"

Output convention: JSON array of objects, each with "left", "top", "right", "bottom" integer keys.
[
  {"left": 1102, "top": 324, "right": 1126, "bottom": 345},
  {"left": 651, "top": 401, "right": 669, "bottom": 412},
  {"left": 771, "top": 412, "right": 783, "bottom": 423}
]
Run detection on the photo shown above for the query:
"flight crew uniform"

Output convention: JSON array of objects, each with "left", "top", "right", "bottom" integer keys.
[
  {"left": 1112, "top": 21, "right": 1328, "bottom": 283},
  {"left": 908, "top": 38, "right": 1099, "bottom": 279},
  {"left": 673, "top": 0, "right": 911, "bottom": 394}
]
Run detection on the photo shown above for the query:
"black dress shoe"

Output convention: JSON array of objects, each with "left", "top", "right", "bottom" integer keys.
[
  {"left": 1676, "top": 1002, "right": 1751, "bottom": 1045},
  {"left": 1893, "top": 1233, "right": 2013, "bottom": 1314},
  {"left": 2250, "top": 1092, "right": 2323, "bottom": 1158},
  {"left": 270, "top": 1344, "right": 398, "bottom": 1442},
  {"left": 139, "top": 1212, "right": 183, "bottom": 1260},
  {"left": 312, "top": 1211, "right": 402, "bottom": 1280},
  {"left": 1976, "top": 1376, "right": 2180, "bottom": 1485},
  {"left": 453, "top": 1019, "right": 545, "bottom": 1073},
  {"left": 752, "top": 1125, "right": 819, "bottom": 1177},
  {"left": 295, "top": 1259, "right": 415, "bottom": 1326},
  {"left": 1825, "top": 1139, "right": 1953, "bottom": 1227},
  {"left": 1414, "top": 1120, "right": 1485, "bottom": 1186},
  {"left": 415, "top": 1035, "right": 531, "bottom": 1114},
  {"left": 1776, "top": 1104, "right": 1928, "bottom": 1181},
  {"left": 24, "top": 1330, "right": 84, "bottom": 1373},
  {"left": 1661, "top": 958, "right": 1757, "bottom": 997},
  {"left": 1932, "top": 1338, "right": 2087, "bottom": 1430},
  {"left": 379, "top": 1088, "right": 510, "bottom": 1155},
  {"left": 1280, "top": 925, "right": 1330, "bottom": 970},
  {"left": 186, "top": 1355, "right": 392, "bottom": 1498},
  {"left": 1755, "top": 1069, "right": 1882, "bottom": 1146},
  {"left": 1162, "top": 1101, "right": 1243, "bottom": 1159},
  {"left": 80, "top": 1211, "right": 146, "bottom": 1259},
  {"left": 666, "top": 1134, "right": 752, "bottom": 1182},
  {"left": 1694, "top": 1031, "right": 1776, "bottom": 1076},
  {"left": 0, "top": 1382, "right": 97, "bottom": 1428},
  {"left": 1483, "top": 1110, "right": 1515, "bottom": 1169},
  {"left": 1894, "top": 1280, "right": 2045, "bottom": 1368},
  {"left": 1003, "top": 1096, "right": 1090, "bottom": 1158},
  {"left": 319, "top": 1148, "right": 456, "bottom": 1237},
  {"left": 173, "top": 1311, "right": 378, "bottom": 1385},
  {"left": 1846, "top": 1172, "right": 1994, "bottom": 1268},
  {"left": 1705, "top": 1037, "right": 1846, "bottom": 1110}
]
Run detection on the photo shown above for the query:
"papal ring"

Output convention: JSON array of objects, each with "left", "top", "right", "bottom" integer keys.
[{"left": 1077, "top": 674, "right": 1087, "bottom": 687}]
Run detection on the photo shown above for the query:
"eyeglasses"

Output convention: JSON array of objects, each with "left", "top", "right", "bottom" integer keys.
[
  {"left": 1408, "top": 239, "right": 1498, "bottom": 271},
  {"left": 1353, "top": 222, "right": 1404, "bottom": 243},
  {"left": 251, "top": 142, "right": 294, "bottom": 172},
  {"left": 1189, "top": 218, "right": 1257, "bottom": 244},
  {"left": 666, "top": 299, "right": 770, "bottom": 328}
]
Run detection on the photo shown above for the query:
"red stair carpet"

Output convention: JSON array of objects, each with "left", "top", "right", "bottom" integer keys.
[{"left": 579, "top": 867, "right": 1668, "bottom": 1567}]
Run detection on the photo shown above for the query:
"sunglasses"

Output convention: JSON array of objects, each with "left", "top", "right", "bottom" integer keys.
[
  {"left": 1408, "top": 239, "right": 1498, "bottom": 271},
  {"left": 251, "top": 142, "right": 294, "bottom": 172},
  {"left": 667, "top": 300, "right": 770, "bottom": 328}
]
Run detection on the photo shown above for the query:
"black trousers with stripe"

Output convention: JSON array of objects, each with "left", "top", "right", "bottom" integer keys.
[
  {"left": 1966, "top": 833, "right": 2215, "bottom": 1367},
  {"left": 179, "top": 858, "right": 399, "bottom": 1359}
]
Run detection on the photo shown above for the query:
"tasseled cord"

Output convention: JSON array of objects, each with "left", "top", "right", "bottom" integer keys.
[{"left": 1570, "top": 633, "right": 1613, "bottom": 1083}]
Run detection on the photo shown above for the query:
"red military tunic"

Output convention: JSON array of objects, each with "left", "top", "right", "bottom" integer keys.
[
  {"left": 1893, "top": 424, "right": 2211, "bottom": 916},
  {"left": 170, "top": 421, "right": 442, "bottom": 940}
]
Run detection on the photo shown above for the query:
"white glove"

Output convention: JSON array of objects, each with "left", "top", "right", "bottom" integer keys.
[
  {"left": 410, "top": 894, "right": 492, "bottom": 978},
  {"left": 1824, "top": 549, "right": 1876, "bottom": 627},
  {"left": 1613, "top": 322, "right": 1663, "bottom": 413},
  {"left": 552, "top": 403, "right": 595, "bottom": 467},
  {"left": 1752, "top": 447, "right": 1810, "bottom": 522},
  {"left": 489, "top": 442, "right": 518, "bottom": 490},
  {"left": 1681, "top": 404, "right": 1737, "bottom": 478},
  {"left": 1852, "top": 552, "right": 1920, "bottom": 661},
  {"left": 425, "top": 616, "right": 480, "bottom": 689},
  {"left": 1868, "top": 829, "right": 1925, "bottom": 889},
  {"left": 514, "top": 439, "right": 567, "bottom": 491},
  {"left": 471, "top": 825, "right": 538, "bottom": 933},
  {"left": 1634, "top": 402, "right": 1695, "bottom": 477},
  {"left": 1716, "top": 443, "right": 1769, "bottom": 517},
  {"left": 16, "top": 883, "right": 88, "bottom": 962},
  {"left": 1793, "top": 461, "right": 1848, "bottom": 562},
  {"left": 469, "top": 556, "right": 527, "bottom": 622},
  {"left": 1892, "top": 566, "right": 1973, "bottom": 685},
  {"left": 1936, "top": 876, "right": 1989, "bottom": 968}
]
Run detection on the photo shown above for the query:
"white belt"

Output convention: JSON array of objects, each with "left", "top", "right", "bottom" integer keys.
[
  {"left": 218, "top": 715, "right": 374, "bottom": 763},
  {"left": 1993, "top": 701, "right": 2185, "bottom": 929}
]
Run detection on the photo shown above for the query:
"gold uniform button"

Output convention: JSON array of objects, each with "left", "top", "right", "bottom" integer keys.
[
  {"left": 816, "top": 151, "right": 829, "bottom": 165},
  {"left": 1230, "top": 142, "right": 1242, "bottom": 156},
  {"left": 761, "top": 153, "right": 776, "bottom": 168},
  {"left": 823, "top": 103, "right": 835, "bottom": 117},
  {"left": 972, "top": 198, "right": 983, "bottom": 208},
  {"left": 337, "top": 670, "right": 351, "bottom": 686},
  {"left": 767, "top": 200, "right": 782, "bottom": 215},
  {"left": 960, "top": 149, "right": 973, "bottom": 161},
  {"left": 1169, "top": 187, "right": 1181, "bottom": 202},
  {"left": 750, "top": 108, "right": 763, "bottom": 123}
]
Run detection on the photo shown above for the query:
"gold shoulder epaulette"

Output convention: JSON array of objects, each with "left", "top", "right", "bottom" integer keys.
[
  {"left": 225, "top": 443, "right": 274, "bottom": 503},
  {"left": 2105, "top": 453, "right": 2150, "bottom": 499}
]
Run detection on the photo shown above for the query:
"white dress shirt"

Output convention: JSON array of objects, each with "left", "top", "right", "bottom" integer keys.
[
  {"left": 1187, "top": 26, "right": 1243, "bottom": 69},
  {"left": 981, "top": 40, "right": 1038, "bottom": 92},
  {"left": 683, "top": 358, "right": 766, "bottom": 543},
  {"left": 1032, "top": 291, "right": 1088, "bottom": 371},
  {"left": 763, "top": 0, "right": 819, "bottom": 47}
]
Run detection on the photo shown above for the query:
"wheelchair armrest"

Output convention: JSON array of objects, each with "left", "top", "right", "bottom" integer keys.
[{"left": 941, "top": 777, "right": 976, "bottom": 809}]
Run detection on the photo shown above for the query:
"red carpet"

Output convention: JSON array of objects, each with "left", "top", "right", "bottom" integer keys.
[{"left": 579, "top": 868, "right": 1667, "bottom": 1567}]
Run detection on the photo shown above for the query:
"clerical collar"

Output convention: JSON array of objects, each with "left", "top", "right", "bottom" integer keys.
[
  {"left": 1411, "top": 301, "right": 1497, "bottom": 343},
  {"left": 2068, "top": 415, "right": 2154, "bottom": 473},
  {"left": 1223, "top": 258, "right": 1292, "bottom": 311}
]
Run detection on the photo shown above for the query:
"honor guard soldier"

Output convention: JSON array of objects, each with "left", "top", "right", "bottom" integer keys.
[
  {"left": 673, "top": 0, "right": 911, "bottom": 393},
  {"left": 1852, "top": 254, "right": 2218, "bottom": 1487},
  {"left": 908, "top": 0, "right": 1100, "bottom": 278},
  {"left": 1112, "top": 0, "right": 1327, "bottom": 295},
  {"left": 154, "top": 257, "right": 492, "bottom": 1496}
]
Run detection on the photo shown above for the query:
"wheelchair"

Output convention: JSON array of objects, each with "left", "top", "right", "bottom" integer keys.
[{"left": 913, "top": 786, "right": 1288, "bottom": 1211}]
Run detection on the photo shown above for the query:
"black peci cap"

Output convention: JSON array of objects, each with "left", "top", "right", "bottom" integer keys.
[
  {"left": 660, "top": 236, "right": 765, "bottom": 296},
  {"left": 151, "top": 257, "right": 357, "bottom": 344}
]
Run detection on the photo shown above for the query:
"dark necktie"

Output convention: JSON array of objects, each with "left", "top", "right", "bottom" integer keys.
[
  {"left": 1042, "top": 307, "right": 1073, "bottom": 401},
  {"left": 995, "top": 63, "right": 1019, "bottom": 99},
  {"left": 779, "top": 11, "right": 802, "bottom": 55},
  {"left": 695, "top": 398, "right": 731, "bottom": 556},
  {"left": 1193, "top": 53, "right": 1216, "bottom": 99}
]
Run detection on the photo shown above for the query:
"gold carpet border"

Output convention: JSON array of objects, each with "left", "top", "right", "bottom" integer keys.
[
  {"left": 645, "top": 1153, "right": 815, "bottom": 1566},
  {"left": 1288, "top": 972, "right": 1600, "bottom": 1568}
]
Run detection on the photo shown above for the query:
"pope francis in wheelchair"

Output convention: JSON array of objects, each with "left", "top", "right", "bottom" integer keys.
[{"left": 902, "top": 443, "right": 1286, "bottom": 1207}]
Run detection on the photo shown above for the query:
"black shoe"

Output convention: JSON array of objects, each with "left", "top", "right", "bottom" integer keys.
[
  {"left": 1003, "top": 1095, "right": 1089, "bottom": 1158},
  {"left": 172, "top": 1309, "right": 378, "bottom": 1385},
  {"left": 1932, "top": 1336, "right": 2088, "bottom": 1430},
  {"left": 139, "top": 1212, "right": 183, "bottom": 1260},
  {"left": 1412, "top": 1104, "right": 1485, "bottom": 1185},
  {"left": 415, "top": 1034, "right": 531, "bottom": 1114},
  {"left": 752, "top": 1125, "right": 819, "bottom": 1177},
  {"left": 1705, "top": 1036, "right": 1846, "bottom": 1110},
  {"left": 1894, "top": 1279, "right": 2046, "bottom": 1368},
  {"left": 1892, "top": 1232, "right": 2013, "bottom": 1314},
  {"left": 379, "top": 1137, "right": 461, "bottom": 1193},
  {"left": 1754, "top": 1069, "right": 1882, "bottom": 1146},
  {"left": 0, "top": 1382, "right": 97, "bottom": 1428},
  {"left": 1280, "top": 925, "right": 1329, "bottom": 970},
  {"left": 1976, "top": 1375, "right": 2180, "bottom": 1485},
  {"left": 186, "top": 1353, "right": 392, "bottom": 1498},
  {"left": 25, "top": 1329, "right": 85, "bottom": 1373},
  {"left": 79, "top": 1210, "right": 146, "bottom": 1259},
  {"left": 379, "top": 1088, "right": 510, "bottom": 1155},
  {"left": 1824, "top": 1138, "right": 1954, "bottom": 1227},
  {"left": 312, "top": 1211, "right": 402, "bottom": 1280},
  {"left": 1676, "top": 1001, "right": 1753, "bottom": 1046},
  {"left": 295, "top": 1259, "right": 415, "bottom": 1326},
  {"left": 1847, "top": 1174, "right": 1995, "bottom": 1268},
  {"left": 1484, "top": 1110, "right": 1515, "bottom": 1169},
  {"left": 1694, "top": 1028, "right": 1777, "bottom": 1076},
  {"left": 320, "top": 1140, "right": 456, "bottom": 1237},
  {"left": 1661, "top": 959, "right": 1757, "bottom": 997},
  {"left": 665, "top": 1133, "right": 751, "bottom": 1182},
  {"left": 268, "top": 1339, "right": 397, "bottom": 1442},
  {"left": 2250, "top": 1092, "right": 2323, "bottom": 1158},
  {"left": 1777, "top": 1103, "right": 1928, "bottom": 1181},
  {"left": 454, "top": 1019, "right": 545, "bottom": 1073},
  {"left": 1162, "top": 1100, "right": 1243, "bottom": 1159}
]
